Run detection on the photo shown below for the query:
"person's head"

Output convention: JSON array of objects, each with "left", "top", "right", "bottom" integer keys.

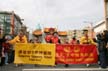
[
  {"left": 77, "top": 40, "right": 80, "bottom": 44},
  {"left": 2, "top": 35, "right": 10, "bottom": 41},
  {"left": 49, "top": 28, "right": 55, "bottom": 35},
  {"left": 33, "top": 37, "right": 40, "bottom": 43},
  {"left": 96, "top": 32, "right": 104, "bottom": 40},
  {"left": 29, "top": 39, "right": 33, "bottom": 43},
  {"left": 103, "top": 30, "right": 108, "bottom": 36},
  {"left": 2, "top": 35, "right": 6, "bottom": 40},
  {"left": 34, "top": 37, "right": 38, "bottom": 41},
  {"left": 83, "top": 29, "right": 88, "bottom": 36},
  {"left": 54, "top": 32, "right": 58, "bottom": 37},
  {"left": 64, "top": 37, "right": 69, "bottom": 43},
  {"left": 18, "top": 29, "right": 24, "bottom": 37},
  {"left": 5, "top": 35, "right": 9, "bottom": 40},
  {"left": 72, "top": 37, "right": 76, "bottom": 40}
]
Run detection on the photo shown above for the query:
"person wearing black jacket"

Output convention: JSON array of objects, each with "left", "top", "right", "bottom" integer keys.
[
  {"left": 0, "top": 35, "right": 6, "bottom": 66},
  {"left": 103, "top": 30, "right": 108, "bottom": 66},
  {"left": 96, "top": 32, "right": 108, "bottom": 68}
]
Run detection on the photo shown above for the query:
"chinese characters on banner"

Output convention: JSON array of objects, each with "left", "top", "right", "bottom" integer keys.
[
  {"left": 14, "top": 43, "right": 55, "bottom": 66},
  {"left": 56, "top": 44, "right": 98, "bottom": 64},
  {"left": 14, "top": 44, "right": 98, "bottom": 65}
]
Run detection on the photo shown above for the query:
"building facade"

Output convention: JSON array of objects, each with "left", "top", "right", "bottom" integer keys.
[
  {"left": 93, "top": 20, "right": 106, "bottom": 34},
  {"left": 104, "top": 0, "right": 108, "bottom": 29},
  {"left": 0, "top": 11, "right": 23, "bottom": 38}
]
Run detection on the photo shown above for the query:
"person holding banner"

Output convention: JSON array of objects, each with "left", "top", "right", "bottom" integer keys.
[
  {"left": 50, "top": 32, "right": 60, "bottom": 44},
  {"left": 33, "top": 37, "right": 40, "bottom": 43},
  {"left": 104, "top": 30, "right": 108, "bottom": 66},
  {"left": 63, "top": 37, "right": 69, "bottom": 67},
  {"left": 0, "top": 35, "right": 10, "bottom": 66},
  {"left": 8, "top": 29, "right": 28, "bottom": 67},
  {"left": 45, "top": 28, "right": 60, "bottom": 44},
  {"left": 46, "top": 28, "right": 61, "bottom": 66},
  {"left": 80, "top": 29, "right": 95, "bottom": 45},
  {"left": 0, "top": 36, "right": 5, "bottom": 66},
  {"left": 80, "top": 29, "right": 96, "bottom": 67},
  {"left": 8, "top": 30, "right": 27, "bottom": 44},
  {"left": 70, "top": 37, "right": 78, "bottom": 44},
  {"left": 45, "top": 28, "right": 54, "bottom": 43}
]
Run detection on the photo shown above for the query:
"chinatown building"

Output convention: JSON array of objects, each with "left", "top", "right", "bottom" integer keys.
[
  {"left": 104, "top": 0, "right": 108, "bottom": 30},
  {"left": 0, "top": 11, "right": 23, "bottom": 38}
]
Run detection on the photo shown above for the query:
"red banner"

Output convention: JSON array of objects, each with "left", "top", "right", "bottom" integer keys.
[{"left": 56, "top": 44, "right": 98, "bottom": 64}]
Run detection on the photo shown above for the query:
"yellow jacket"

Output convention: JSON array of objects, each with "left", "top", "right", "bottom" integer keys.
[
  {"left": 9, "top": 35, "right": 28, "bottom": 44},
  {"left": 80, "top": 36, "right": 95, "bottom": 45}
]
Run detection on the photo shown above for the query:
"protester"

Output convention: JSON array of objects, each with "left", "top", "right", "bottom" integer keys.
[
  {"left": 8, "top": 29, "right": 28, "bottom": 67},
  {"left": 96, "top": 30, "right": 108, "bottom": 68},
  {"left": 2, "top": 35, "right": 10, "bottom": 65},
  {"left": 70, "top": 37, "right": 77, "bottom": 44},
  {"left": 33, "top": 37, "right": 40, "bottom": 43},
  {"left": 45, "top": 28, "right": 55, "bottom": 43},
  {"left": 45, "top": 33, "right": 51, "bottom": 43},
  {"left": 77, "top": 40, "right": 80, "bottom": 44},
  {"left": 0, "top": 36, "right": 4, "bottom": 66},
  {"left": 64, "top": 37, "right": 69, "bottom": 44},
  {"left": 0, "top": 35, "right": 7, "bottom": 66},
  {"left": 50, "top": 32, "right": 60, "bottom": 44},
  {"left": 50, "top": 32, "right": 60, "bottom": 67},
  {"left": 104, "top": 30, "right": 108, "bottom": 66},
  {"left": 80, "top": 29, "right": 95, "bottom": 44},
  {"left": 45, "top": 28, "right": 61, "bottom": 66},
  {"left": 63, "top": 37, "right": 69, "bottom": 67},
  {"left": 96, "top": 33, "right": 107, "bottom": 68},
  {"left": 8, "top": 30, "right": 27, "bottom": 44},
  {"left": 29, "top": 39, "right": 34, "bottom": 43},
  {"left": 80, "top": 29, "right": 96, "bottom": 67},
  {"left": 5, "top": 35, "right": 13, "bottom": 64}
]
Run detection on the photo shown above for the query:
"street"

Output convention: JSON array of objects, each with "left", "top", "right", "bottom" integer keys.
[
  {"left": 0, "top": 63, "right": 108, "bottom": 71},
  {"left": 0, "top": 0, "right": 108, "bottom": 71}
]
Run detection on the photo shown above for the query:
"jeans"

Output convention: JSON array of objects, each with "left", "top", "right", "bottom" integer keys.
[
  {"left": 4, "top": 53, "right": 8, "bottom": 64},
  {"left": 99, "top": 51, "right": 107, "bottom": 68},
  {"left": 8, "top": 50, "right": 14, "bottom": 63}
]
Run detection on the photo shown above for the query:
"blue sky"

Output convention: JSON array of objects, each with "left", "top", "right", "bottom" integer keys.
[{"left": 0, "top": 0, "right": 104, "bottom": 31}]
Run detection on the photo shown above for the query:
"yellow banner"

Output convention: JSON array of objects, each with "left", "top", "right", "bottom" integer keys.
[{"left": 14, "top": 43, "right": 55, "bottom": 66}]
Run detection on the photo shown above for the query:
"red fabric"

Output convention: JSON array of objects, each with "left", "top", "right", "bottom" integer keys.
[
  {"left": 56, "top": 44, "right": 98, "bottom": 64},
  {"left": 51, "top": 36, "right": 59, "bottom": 44},
  {"left": 45, "top": 35, "right": 52, "bottom": 43},
  {"left": 2, "top": 43, "right": 10, "bottom": 53}
]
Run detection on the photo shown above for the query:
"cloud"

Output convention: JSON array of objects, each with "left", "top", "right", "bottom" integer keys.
[{"left": 0, "top": 0, "right": 104, "bottom": 31}]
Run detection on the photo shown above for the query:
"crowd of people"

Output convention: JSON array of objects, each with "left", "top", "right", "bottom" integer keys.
[{"left": 0, "top": 28, "right": 108, "bottom": 69}]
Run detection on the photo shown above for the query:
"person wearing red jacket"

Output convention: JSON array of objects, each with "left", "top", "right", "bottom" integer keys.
[
  {"left": 45, "top": 28, "right": 54, "bottom": 43},
  {"left": 45, "top": 28, "right": 60, "bottom": 43},
  {"left": 50, "top": 32, "right": 60, "bottom": 44},
  {"left": 45, "top": 33, "right": 52, "bottom": 43}
]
